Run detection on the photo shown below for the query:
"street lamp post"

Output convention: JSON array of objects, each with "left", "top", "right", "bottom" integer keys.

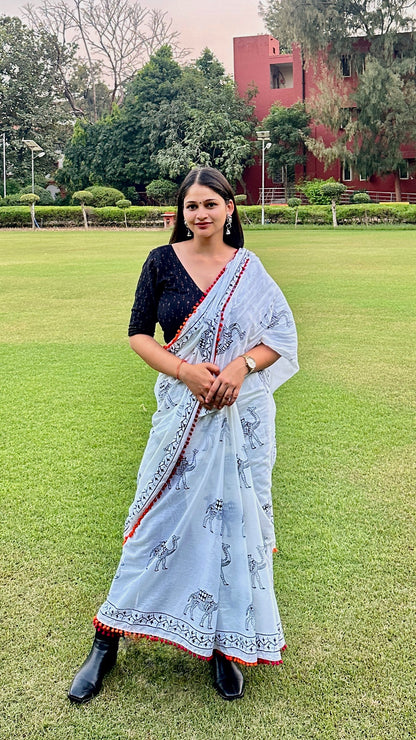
[
  {"left": 256, "top": 130, "right": 271, "bottom": 225},
  {"left": 22, "top": 139, "right": 44, "bottom": 192},
  {"left": 2, "top": 133, "right": 6, "bottom": 199}
]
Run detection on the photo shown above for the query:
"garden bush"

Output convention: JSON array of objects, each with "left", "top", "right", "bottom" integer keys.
[
  {"left": 146, "top": 179, "right": 177, "bottom": 205},
  {"left": 299, "top": 178, "right": 337, "bottom": 205},
  {"left": 351, "top": 190, "right": 371, "bottom": 204},
  {"left": 0, "top": 193, "right": 25, "bottom": 206},
  {"left": 0, "top": 185, "right": 55, "bottom": 206},
  {"left": 0, "top": 203, "right": 415, "bottom": 228},
  {"left": 85, "top": 185, "right": 125, "bottom": 207},
  {"left": 19, "top": 185, "right": 54, "bottom": 205}
]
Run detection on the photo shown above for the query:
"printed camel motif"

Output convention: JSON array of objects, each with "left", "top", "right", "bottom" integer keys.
[
  {"left": 147, "top": 535, "right": 180, "bottom": 571},
  {"left": 248, "top": 546, "right": 267, "bottom": 589},
  {"left": 220, "top": 543, "right": 231, "bottom": 586},
  {"left": 183, "top": 589, "right": 218, "bottom": 629},
  {"left": 217, "top": 322, "right": 246, "bottom": 353},
  {"left": 169, "top": 449, "right": 198, "bottom": 490},
  {"left": 240, "top": 406, "right": 264, "bottom": 450}
]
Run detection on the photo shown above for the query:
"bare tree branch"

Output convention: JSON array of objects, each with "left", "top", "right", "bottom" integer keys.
[
  {"left": 25, "top": 0, "right": 187, "bottom": 112},
  {"left": 23, "top": 1, "right": 86, "bottom": 118}
]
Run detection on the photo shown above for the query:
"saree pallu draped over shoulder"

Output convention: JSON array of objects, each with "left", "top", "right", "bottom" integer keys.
[{"left": 95, "top": 248, "right": 299, "bottom": 665}]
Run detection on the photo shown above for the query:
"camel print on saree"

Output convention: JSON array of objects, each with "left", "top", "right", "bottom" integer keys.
[{"left": 95, "top": 248, "right": 298, "bottom": 664}]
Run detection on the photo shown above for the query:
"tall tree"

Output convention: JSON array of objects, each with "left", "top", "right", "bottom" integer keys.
[
  {"left": 260, "top": 0, "right": 416, "bottom": 60},
  {"left": 259, "top": 0, "right": 416, "bottom": 199},
  {"left": 262, "top": 103, "right": 311, "bottom": 199},
  {"left": 24, "top": 0, "right": 186, "bottom": 116},
  {"left": 0, "top": 16, "right": 71, "bottom": 187},
  {"left": 59, "top": 47, "right": 257, "bottom": 193},
  {"left": 154, "top": 49, "right": 257, "bottom": 187}
]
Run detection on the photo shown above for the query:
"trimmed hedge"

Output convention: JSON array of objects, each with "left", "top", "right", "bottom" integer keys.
[
  {"left": 0, "top": 205, "right": 173, "bottom": 228},
  {"left": 237, "top": 203, "right": 416, "bottom": 226},
  {"left": 1, "top": 203, "right": 416, "bottom": 228}
]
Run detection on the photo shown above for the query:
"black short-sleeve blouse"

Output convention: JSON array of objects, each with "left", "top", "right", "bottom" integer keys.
[{"left": 128, "top": 245, "right": 205, "bottom": 344}]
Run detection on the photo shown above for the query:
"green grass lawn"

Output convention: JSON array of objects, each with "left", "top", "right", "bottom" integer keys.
[{"left": 1, "top": 228, "right": 415, "bottom": 740}]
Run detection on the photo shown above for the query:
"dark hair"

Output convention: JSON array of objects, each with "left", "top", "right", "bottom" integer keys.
[{"left": 170, "top": 167, "right": 244, "bottom": 248}]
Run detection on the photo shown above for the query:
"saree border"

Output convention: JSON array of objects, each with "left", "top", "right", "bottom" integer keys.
[
  {"left": 123, "top": 251, "right": 251, "bottom": 544},
  {"left": 93, "top": 616, "right": 287, "bottom": 667}
]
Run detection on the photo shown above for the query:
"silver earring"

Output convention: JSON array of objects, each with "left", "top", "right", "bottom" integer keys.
[
  {"left": 225, "top": 214, "right": 232, "bottom": 236},
  {"left": 184, "top": 219, "right": 192, "bottom": 238}
]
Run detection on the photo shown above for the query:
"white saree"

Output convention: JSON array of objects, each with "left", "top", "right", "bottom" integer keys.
[{"left": 96, "top": 247, "right": 298, "bottom": 665}]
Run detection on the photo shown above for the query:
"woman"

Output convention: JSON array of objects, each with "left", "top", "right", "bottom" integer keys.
[{"left": 68, "top": 167, "right": 298, "bottom": 704}]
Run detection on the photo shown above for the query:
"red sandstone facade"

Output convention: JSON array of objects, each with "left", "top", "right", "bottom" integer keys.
[{"left": 233, "top": 34, "right": 416, "bottom": 203}]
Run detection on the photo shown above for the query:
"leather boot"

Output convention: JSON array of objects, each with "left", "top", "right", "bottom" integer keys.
[
  {"left": 212, "top": 651, "right": 245, "bottom": 700},
  {"left": 68, "top": 631, "right": 119, "bottom": 703}
]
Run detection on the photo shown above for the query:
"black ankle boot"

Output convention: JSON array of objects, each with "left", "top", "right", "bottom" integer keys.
[
  {"left": 212, "top": 651, "right": 245, "bottom": 701},
  {"left": 68, "top": 631, "right": 119, "bottom": 704}
]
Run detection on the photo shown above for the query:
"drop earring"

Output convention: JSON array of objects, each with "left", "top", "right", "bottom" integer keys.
[
  {"left": 184, "top": 219, "right": 192, "bottom": 238},
  {"left": 225, "top": 214, "right": 232, "bottom": 236}
]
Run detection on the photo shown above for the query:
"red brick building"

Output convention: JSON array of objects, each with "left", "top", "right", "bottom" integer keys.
[{"left": 233, "top": 34, "right": 416, "bottom": 203}]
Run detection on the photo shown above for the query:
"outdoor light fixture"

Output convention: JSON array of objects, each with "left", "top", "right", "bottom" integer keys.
[
  {"left": 2, "top": 132, "right": 6, "bottom": 198},
  {"left": 256, "top": 130, "right": 271, "bottom": 225},
  {"left": 22, "top": 139, "right": 45, "bottom": 193}
]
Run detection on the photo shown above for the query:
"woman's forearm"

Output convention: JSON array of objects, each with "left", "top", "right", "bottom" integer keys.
[
  {"left": 129, "top": 334, "right": 184, "bottom": 378},
  {"left": 129, "top": 335, "right": 220, "bottom": 406},
  {"left": 240, "top": 343, "right": 280, "bottom": 373}
]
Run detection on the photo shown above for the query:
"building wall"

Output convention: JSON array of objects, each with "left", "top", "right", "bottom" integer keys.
[{"left": 234, "top": 34, "right": 416, "bottom": 203}]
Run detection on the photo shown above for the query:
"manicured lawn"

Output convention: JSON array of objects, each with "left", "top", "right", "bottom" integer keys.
[{"left": 1, "top": 228, "right": 415, "bottom": 739}]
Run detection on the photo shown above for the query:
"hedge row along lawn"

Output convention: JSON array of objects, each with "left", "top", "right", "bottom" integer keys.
[
  {"left": 1, "top": 202, "right": 416, "bottom": 227},
  {"left": 1, "top": 229, "right": 415, "bottom": 740}
]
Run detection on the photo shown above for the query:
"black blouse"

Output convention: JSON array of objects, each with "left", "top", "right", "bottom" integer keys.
[{"left": 128, "top": 245, "right": 205, "bottom": 344}]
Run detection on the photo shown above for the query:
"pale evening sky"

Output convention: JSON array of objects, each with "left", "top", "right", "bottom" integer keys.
[{"left": 0, "top": 0, "right": 266, "bottom": 73}]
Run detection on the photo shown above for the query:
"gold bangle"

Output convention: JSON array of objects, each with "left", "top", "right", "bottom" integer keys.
[{"left": 176, "top": 359, "right": 187, "bottom": 380}]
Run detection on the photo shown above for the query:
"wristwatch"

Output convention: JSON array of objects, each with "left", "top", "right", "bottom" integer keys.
[{"left": 241, "top": 354, "right": 256, "bottom": 374}]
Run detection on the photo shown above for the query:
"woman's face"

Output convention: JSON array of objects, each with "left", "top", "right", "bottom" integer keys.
[{"left": 183, "top": 184, "right": 234, "bottom": 240}]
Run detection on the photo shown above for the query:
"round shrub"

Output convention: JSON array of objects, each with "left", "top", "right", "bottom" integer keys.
[
  {"left": 234, "top": 194, "right": 247, "bottom": 204},
  {"left": 146, "top": 179, "right": 177, "bottom": 205},
  {"left": 287, "top": 197, "right": 302, "bottom": 208},
  {"left": 72, "top": 190, "right": 95, "bottom": 205},
  {"left": 85, "top": 185, "right": 125, "bottom": 207},
  {"left": 116, "top": 199, "right": 132, "bottom": 209},
  {"left": 352, "top": 192, "right": 371, "bottom": 204},
  {"left": 321, "top": 182, "right": 346, "bottom": 202},
  {"left": 19, "top": 185, "right": 54, "bottom": 205},
  {"left": 19, "top": 193, "right": 40, "bottom": 204},
  {"left": 300, "top": 178, "right": 336, "bottom": 205}
]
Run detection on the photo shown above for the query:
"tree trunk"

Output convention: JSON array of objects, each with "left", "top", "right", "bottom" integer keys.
[
  {"left": 331, "top": 199, "right": 338, "bottom": 228},
  {"left": 295, "top": 207, "right": 299, "bottom": 227},
  {"left": 124, "top": 211, "right": 128, "bottom": 228},
  {"left": 82, "top": 204, "right": 89, "bottom": 229},
  {"left": 394, "top": 171, "right": 402, "bottom": 202},
  {"left": 31, "top": 202, "right": 35, "bottom": 229},
  {"left": 283, "top": 165, "right": 289, "bottom": 202}
]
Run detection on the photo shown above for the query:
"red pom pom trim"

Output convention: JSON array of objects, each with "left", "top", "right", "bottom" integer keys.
[{"left": 93, "top": 617, "right": 286, "bottom": 666}]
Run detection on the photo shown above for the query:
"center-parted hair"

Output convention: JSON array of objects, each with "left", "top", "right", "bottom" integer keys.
[{"left": 170, "top": 167, "right": 244, "bottom": 249}]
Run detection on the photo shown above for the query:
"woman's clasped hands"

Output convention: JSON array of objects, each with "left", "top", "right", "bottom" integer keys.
[{"left": 179, "top": 358, "right": 247, "bottom": 410}]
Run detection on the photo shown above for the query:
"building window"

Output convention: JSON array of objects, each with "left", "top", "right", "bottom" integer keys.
[
  {"left": 398, "top": 160, "right": 409, "bottom": 179},
  {"left": 359, "top": 170, "right": 368, "bottom": 181},
  {"left": 270, "top": 63, "right": 294, "bottom": 89},
  {"left": 340, "top": 55, "right": 351, "bottom": 77},
  {"left": 355, "top": 54, "right": 366, "bottom": 74},
  {"left": 342, "top": 162, "right": 352, "bottom": 181}
]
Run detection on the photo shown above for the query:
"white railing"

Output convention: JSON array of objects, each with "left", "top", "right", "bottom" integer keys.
[{"left": 258, "top": 187, "right": 416, "bottom": 205}]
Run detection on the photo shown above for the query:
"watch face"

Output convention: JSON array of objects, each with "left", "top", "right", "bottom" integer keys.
[{"left": 246, "top": 356, "right": 256, "bottom": 371}]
